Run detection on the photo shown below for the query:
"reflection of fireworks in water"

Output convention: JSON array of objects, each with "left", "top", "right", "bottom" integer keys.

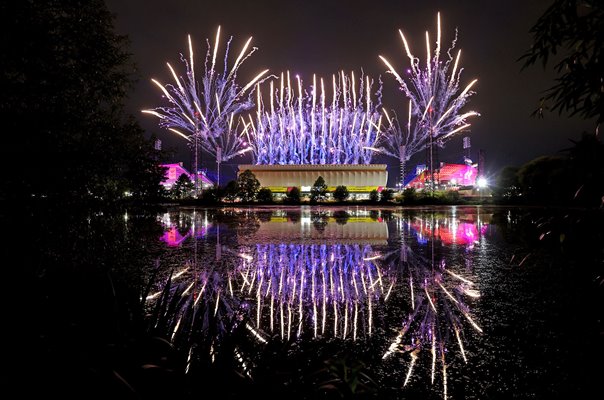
[
  {"left": 383, "top": 214, "right": 482, "bottom": 400},
  {"left": 238, "top": 243, "right": 395, "bottom": 340},
  {"left": 148, "top": 209, "right": 485, "bottom": 396}
]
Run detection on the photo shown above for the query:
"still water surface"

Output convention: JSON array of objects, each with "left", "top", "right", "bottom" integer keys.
[{"left": 146, "top": 206, "right": 600, "bottom": 399}]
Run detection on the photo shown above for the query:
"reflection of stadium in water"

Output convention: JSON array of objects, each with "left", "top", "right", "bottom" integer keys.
[
  {"left": 236, "top": 208, "right": 391, "bottom": 339},
  {"left": 151, "top": 207, "right": 491, "bottom": 399}
]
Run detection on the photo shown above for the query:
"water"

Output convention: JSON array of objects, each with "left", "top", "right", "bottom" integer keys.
[
  {"left": 145, "top": 205, "right": 602, "bottom": 399},
  {"left": 24, "top": 205, "right": 603, "bottom": 398}
]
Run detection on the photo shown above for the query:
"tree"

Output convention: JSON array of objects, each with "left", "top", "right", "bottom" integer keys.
[
  {"left": 563, "top": 133, "right": 604, "bottom": 206},
  {"left": 236, "top": 169, "right": 260, "bottom": 202},
  {"left": 520, "top": 0, "right": 603, "bottom": 125},
  {"left": 257, "top": 188, "right": 274, "bottom": 203},
  {"left": 223, "top": 180, "right": 239, "bottom": 202},
  {"left": 201, "top": 185, "right": 224, "bottom": 204},
  {"left": 311, "top": 176, "right": 328, "bottom": 202},
  {"left": 285, "top": 187, "right": 301, "bottom": 204},
  {"left": 380, "top": 188, "right": 394, "bottom": 203},
  {"left": 333, "top": 186, "right": 350, "bottom": 202},
  {"left": 402, "top": 188, "right": 417, "bottom": 204},
  {"left": 333, "top": 210, "right": 350, "bottom": 225},
  {"left": 517, "top": 155, "right": 570, "bottom": 204},
  {"left": 123, "top": 132, "right": 168, "bottom": 203},
  {"left": 1, "top": 0, "right": 163, "bottom": 206},
  {"left": 171, "top": 173, "right": 194, "bottom": 199},
  {"left": 493, "top": 166, "right": 521, "bottom": 202}
]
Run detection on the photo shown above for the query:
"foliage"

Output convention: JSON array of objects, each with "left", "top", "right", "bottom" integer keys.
[
  {"left": 285, "top": 187, "right": 301, "bottom": 204},
  {"left": 519, "top": 0, "right": 604, "bottom": 124},
  {"left": 170, "top": 173, "right": 194, "bottom": 199},
  {"left": 236, "top": 169, "right": 260, "bottom": 202},
  {"left": 402, "top": 188, "right": 417, "bottom": 204},
  {"left": 517, "top": 155, "right": 570, "bottom": 204},
  {"left": 333, "top": 185, "right": 350, "bottom": 202},
  {"left": 440, "top": 189, "right": 461, "bottom": 204},
  {"left": 316, "top": 357, "right": 378, "bottom": 398},
  {"left": 202, "top": 185, "right": 224, "bottom": 204},
  {"left": 369, "top": 190, "right": 380, "bottom": 203},
  {"left": 563, "top": 132, "right": 604, "bottom": 206},
  {"left": 257, "top": 187, "right": 274, "bottom": 203},
  {"left": 1, "top": 0, "right": 163, "bottom": 207},
  {"left": 493, "top": 166, "right": 522, "bottom": 202},
  {"left": 311, "top": 176, "right": 328, "bottom": 202},
  {"left": 492, "top": 134, "right": 603, "bottom": 206},
  {"left": 332, "top": 210, "right": 351, "bottom": 225},
  {"left": 223, "top": 180, "right": 239, "bottom": 202},
  {"left": 380, "top": 188, "right": 394, "bottom": 203}
]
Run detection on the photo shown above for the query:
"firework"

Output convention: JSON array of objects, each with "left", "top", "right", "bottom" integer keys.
[
  {"left": 379, "top": 13, "right": 479, "bottom": 187},
  {"left": 243, "top": 71, "right": 383, "bottom": 165},
  {"left": 143, "top": 27, "right": 269, "bottom": 191},
  {"left": 377, "top": 101, "right": 427, "bottom": 186}
]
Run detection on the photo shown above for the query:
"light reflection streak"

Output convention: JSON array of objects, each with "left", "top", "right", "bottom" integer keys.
[
  {"left": 149, "top": 208, "right": 488, "bottom": 399},
  {"left": 379, "top": 210, "right": 487, "bottom": 399},
  {"left": 237, "top": 243, "right": 393, "bottom": 339}
]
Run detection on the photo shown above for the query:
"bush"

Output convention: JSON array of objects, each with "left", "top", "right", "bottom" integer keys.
[
  {"left": 202, "top": 185, "right": 224, "bottom": 203},
  {"left": 333, "top": 185, "right": 350, "bottom": 202},
  {"left": 443, "top": 190, "right": 461, "bottom": 204},
  {"left": 257, "top": 187, "right": 274, "bottom": 203},
  {"left": 380, "top": 188, "right": 394, "bottom": 203},
  {"left": 369, "top": 190, "right": 380, "bottom": 203},
  {"left": 402, "top": 188, "right": 417, "bottom": 204},
  {"left": 310, "top": 176, "right": 328, "bottom": 202},
  {"left": 285, "top": 187, "right": 301, "bottom": 204}
]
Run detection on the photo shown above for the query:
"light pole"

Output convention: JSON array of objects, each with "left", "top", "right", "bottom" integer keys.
[
  {"left": 216, "top": 146, "right": 222, "bottom": 187},
  {"left": 428, "top": 107, "right": 435, "bottom": 197},
  {"left": 399, "top": 144, "right": 406, "bottom": 190},
  {"left": 193, "top": 129, "right": 200, "bottom": 197}
]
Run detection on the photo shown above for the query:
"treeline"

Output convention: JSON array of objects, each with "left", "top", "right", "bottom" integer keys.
[
  {"left": 493, "top": 133, "right": 603, "bottom": 207},
  {"left": 169, "top": 170, "right": 482, "bottom": 205},
  {"left": 2, "top": 1, "right": 166, "bottom": 211}
]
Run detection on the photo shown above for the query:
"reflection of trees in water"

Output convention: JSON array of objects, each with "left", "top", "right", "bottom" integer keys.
[
  {"left": 312, "top": 211, "right": 329, "bottom": 232},
  {"left": 382, "top": 212, "right": 483, "bottom": 398},
  {"left": 332, "top": 210, "right": 350, "bottom": 225}
]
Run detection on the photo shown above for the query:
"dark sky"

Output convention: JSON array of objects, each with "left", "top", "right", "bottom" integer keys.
[{"left": 106, "top": 0, "right": 596, "bottom": 185}]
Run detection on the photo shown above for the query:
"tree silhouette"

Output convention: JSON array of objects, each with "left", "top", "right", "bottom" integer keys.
[
  {"left": 311, "top": 176, "right": 328, "bottom": 202},
  {"left": 236, "top": 169, "right": 260, "bottom": 202},
  {"left": 333, "top": 186, "right": 350, "bottom": 202},
  {"left": 2, "top": 0, "right": 164, "bottom": 206},
  {"left": 520, "top": 0, "right": 603, "bottom": 125}
]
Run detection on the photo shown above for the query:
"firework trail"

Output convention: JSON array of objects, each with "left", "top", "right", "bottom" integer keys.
[
  {"left": 143, "top": 27, "right": 270, "bottom": 187},
  {"left": 379, "top": 13, "right": 479, "bottom": 185},
  {"left": 243, "top": 71, "right": 383, "bottom": 165},
  {"left": 377, "top": 101, "right": 428, "bottom": 186}
]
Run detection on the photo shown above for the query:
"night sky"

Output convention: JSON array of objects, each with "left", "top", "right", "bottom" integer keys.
[{"left": 106, "top": 0, "right": 596, "bottom": 185}]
